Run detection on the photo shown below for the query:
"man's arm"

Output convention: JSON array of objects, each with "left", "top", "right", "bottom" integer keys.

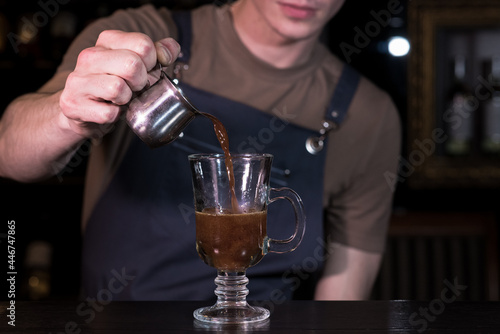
[
  {"left": 0, "top": 85, "right": 85, "bottom": 182},
  {"left": 314, "top": 242, "right": 382, "bottom": 300},
  {"left": 316, "top": 83, "right": 401, "bottom": 300},
  {"left": 0, "top": 31, "right": 179, "bottom": 182}
]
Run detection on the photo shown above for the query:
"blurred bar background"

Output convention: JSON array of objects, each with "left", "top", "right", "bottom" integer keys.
[{"left": 0, "top": 0, "right": 498, "bottom": 301}]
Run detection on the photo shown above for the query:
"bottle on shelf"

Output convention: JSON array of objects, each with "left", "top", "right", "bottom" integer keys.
[
  {"left": 444, "top": 55, "right": 474, "bottom": 156},
  {"left": 481, "top": 55, "right": 500, "bottom": 155}
]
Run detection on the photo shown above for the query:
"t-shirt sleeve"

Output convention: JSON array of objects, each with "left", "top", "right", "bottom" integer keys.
[
  {"left": 324, "top": 81, "right": 401, "bottom": 253},
  {"left": 56, "top": 4, "right": 175, "bottom": 74}
]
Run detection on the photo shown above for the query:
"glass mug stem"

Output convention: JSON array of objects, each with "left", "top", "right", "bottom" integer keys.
[
  {"left": 194, "top": 271, "right": 270, "bottom": 324},
  {"left": 214, "top": 271, "right": 249, "bottom": 305}
]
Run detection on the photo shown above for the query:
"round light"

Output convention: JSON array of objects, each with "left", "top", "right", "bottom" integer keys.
[{"left": 388, "top": 37, "right": 410, "bottom": 57}]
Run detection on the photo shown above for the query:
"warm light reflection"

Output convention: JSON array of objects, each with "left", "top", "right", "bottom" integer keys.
[{"left": 29, "top": 276, "right": 40, "bottom": 287}]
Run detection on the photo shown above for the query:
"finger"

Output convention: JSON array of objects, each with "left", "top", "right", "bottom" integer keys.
[
  {"left": 76, "top": 46, "right": 148, "bottom": 91},
  {"left": 86, "top": 73, "right": 133, "bottom": 105},
  {"left": 66, "top": 71, "right": 133, "bottom": 106},
  {"left": 96, "top": 30, "right": 157, "bottom": 71},
  {"left": 60, "top": 72, "right": 130, "bottom": 124},
  {"left": 155, "top": 38, "right": 181, "bottom": 66},
  {"left": 61, "top": 92, "right": 123, "bottom": 126}
]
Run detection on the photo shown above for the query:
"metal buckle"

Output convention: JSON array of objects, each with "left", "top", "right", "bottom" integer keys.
[{"left": 305, "top": 120, "right": 337, "bottom": 155}]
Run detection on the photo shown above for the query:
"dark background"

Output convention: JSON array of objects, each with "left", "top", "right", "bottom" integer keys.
[{"left": 0, "top": 0, "right": 498, "bottom": 301}]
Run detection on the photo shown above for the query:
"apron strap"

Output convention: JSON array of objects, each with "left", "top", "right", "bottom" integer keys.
[
  {"left": 305, "top": 65, "right": 360, "bottom": 154},
  {"left": 325, "top": 64, "right": 360, "bottom": 127},
  {"left": 172, "top": 11, "right": 193, "bottom": 64}
]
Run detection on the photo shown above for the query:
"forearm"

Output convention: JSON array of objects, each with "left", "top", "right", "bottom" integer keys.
[
  {"left": 0, "top": 33, "right": 180, "bottom": 184},
  {"left": 314, "top": 242, "right": 382, "bottom": 300},
  {"left": 0, "top": 91, "right": 86, "bottom": 182}
]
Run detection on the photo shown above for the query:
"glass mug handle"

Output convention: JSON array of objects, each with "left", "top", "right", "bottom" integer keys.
[{"left": 264, "top": 187, "right": 306, "bottom": 254}]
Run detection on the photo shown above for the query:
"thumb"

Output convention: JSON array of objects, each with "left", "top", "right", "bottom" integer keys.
[{"left": 155, "top": 38, "right": 181, "bottom": 66}]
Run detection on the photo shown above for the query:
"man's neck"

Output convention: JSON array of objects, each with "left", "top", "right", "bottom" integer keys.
[{"left": 230, "top": 1, "right": 319, "bottom": 69}]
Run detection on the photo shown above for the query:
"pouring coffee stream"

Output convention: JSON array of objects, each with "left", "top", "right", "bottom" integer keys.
[
  {"left": 126, "top": 69, "right": 240, "bottom": 213},
  {"left": 200, "top": 112, "right": 240, "bottom": 214}
]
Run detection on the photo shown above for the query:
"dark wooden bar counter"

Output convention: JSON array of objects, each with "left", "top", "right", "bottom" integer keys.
[{"left": 1, "top": 300, "right": 499, "bottom": 333}]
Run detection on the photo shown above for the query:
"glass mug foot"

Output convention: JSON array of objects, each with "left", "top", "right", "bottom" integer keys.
[{"left": 193, "top": 304, "right": 270, "bottom": 324}]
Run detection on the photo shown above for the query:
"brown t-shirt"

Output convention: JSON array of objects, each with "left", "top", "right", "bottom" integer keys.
[{"left": 51, "top": 4, "right": 401, "bottom": 253}]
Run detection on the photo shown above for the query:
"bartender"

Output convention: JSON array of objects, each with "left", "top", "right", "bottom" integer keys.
[{"left": 0, "top": 0, "right": 401, "bottom": 301}]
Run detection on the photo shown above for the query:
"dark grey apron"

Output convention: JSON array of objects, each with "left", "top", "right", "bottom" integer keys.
[{"left": 82, "top": 11, "right": 360, "bottom": 301}]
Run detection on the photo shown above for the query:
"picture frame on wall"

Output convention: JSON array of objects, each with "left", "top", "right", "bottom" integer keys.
[{"left": 408, "top": 0, "right": 500, "bottom": 188}]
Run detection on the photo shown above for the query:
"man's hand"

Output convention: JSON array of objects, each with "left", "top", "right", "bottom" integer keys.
[
  {"left": 0, "top": 30, "right": 180, "bottom": 182},
  {"left": 59, "top": 30, "right": 180, "bottom": 138}
]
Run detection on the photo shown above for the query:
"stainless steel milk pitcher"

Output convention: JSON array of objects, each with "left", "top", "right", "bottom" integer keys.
[{"left": 126, "top": 69, "right": 199, "bottom": 148}]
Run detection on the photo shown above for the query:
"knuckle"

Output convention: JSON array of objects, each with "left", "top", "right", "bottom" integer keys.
[
  {"left": 59, "top": 96, "right": 81, "bottom": 121},
  {"left": 121, "top": 55, "right": 147, "bottom": 90},
  {"left": 98, "top": 106, "right": 120, "bottom": 124},
  {"left": 133, "top": 33, "right": 155, "bottom": 58},
  {"left": 76, "top": 47, "right": 97, "bottom": 66},
  {"left": 123, "top": 54, "right": 143, "bottom": 75},
  {"left": 60, "top": 75, "right": 81, "bottom": 113},
  {"left": 96, "top": 30, "right": 108, "bottom": 40},
  {"left": 96, "top": 29, "right": 116, "bottom": 44},
  {"left": 107, "top": 76, "right": 127, "bottom": 95},
  {"left": 64, "top": 72, "right": 77, "bottom": 87},
  {"left": 106, "top": 78, "right": 131, "bottom": 104}
]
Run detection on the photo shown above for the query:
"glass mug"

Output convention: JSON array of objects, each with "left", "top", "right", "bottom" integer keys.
[{"left": 189, "top": 153, "right": 306, "bottom": 324}]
